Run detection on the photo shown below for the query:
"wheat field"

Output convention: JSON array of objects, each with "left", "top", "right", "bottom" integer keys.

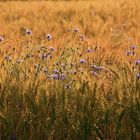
[{"left": 0, "top": 0, "right": 140, "bottom": 140}]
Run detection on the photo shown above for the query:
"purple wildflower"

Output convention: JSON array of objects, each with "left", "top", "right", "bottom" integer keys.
[
  {"left": 69, "top": 70, "right": 77, "bottom": 75},
  {"left": 49, "top": 46, "right": 54, "bottom": 51},
  {"left": 79, "top": 34, "right": 85, "bottom": 41},
  {"left": 90, "top": 71, "right": 98, "bottom": 76},
  {"left": 135, "top": 59, "right": 140, "bottom": 65},
  {"left": 126, "top": 50, "right": 133, "bottom": 56},
  {"left": 24, "top": 28, "right": 32, "bottom": 35},
  {"left": 60, "top": 73, "right": 65, "bottom": 80},
  {"left": 136, "top": 73, "right": 140, "bottom": 79},
  {"left": 52, "top": 74, "right": 59, "bottom": 80},
  {"left": 80, "top": 59, "right": 86, "bottom": 64},
  {"left": 4, "top": 56, "right": 11, "bottom": 61},
  {"left": 73, "top": 28, "right": 79, "bottom": 33},
  {"left": 0, "top": 35, "right": 4, "bottom": 42},
  {"left": 39, "top": 53, "right": 48, "bottom": 60},
  {"left": 86, "top": 48, "right": 93, "bottom": 53},
  {"left": 53, "top": 69, "right": 59, "bottom": 74},
  {"left": 130, "top": 45, "right": 137, "bottom": 50},
  {"left": 90, "top": 65, "right": 102, "bottom": 71},
  {"left": 46, "top": 34, "right": 52, "bottom": 41}
]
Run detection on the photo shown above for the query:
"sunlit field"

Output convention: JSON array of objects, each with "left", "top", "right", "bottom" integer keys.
[{"left": 0, "top": 0, "right": 140, "bottom": 139}]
